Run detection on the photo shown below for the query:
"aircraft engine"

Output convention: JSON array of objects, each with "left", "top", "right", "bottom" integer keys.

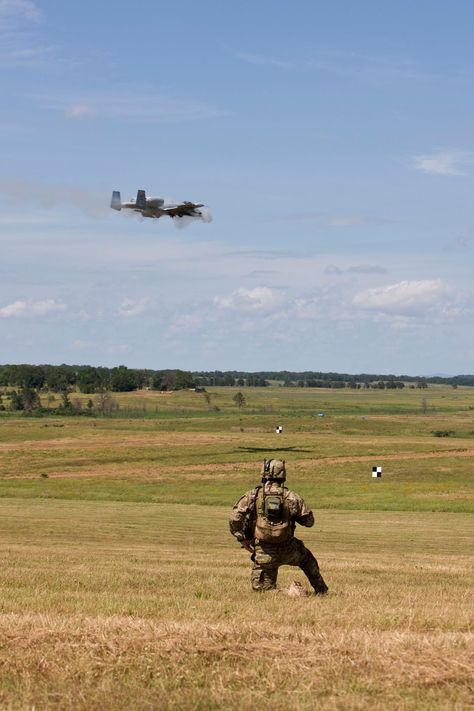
[{"left": 147, "top": 197, "right": 165, "bottom": 208}]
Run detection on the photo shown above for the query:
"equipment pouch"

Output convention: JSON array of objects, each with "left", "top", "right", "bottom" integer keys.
[
  {"left": 264, "top": 494, "right": 282, "bottom": 521},
  {"left": 254, "top": 515, "right": 292, "bottom": 544}
]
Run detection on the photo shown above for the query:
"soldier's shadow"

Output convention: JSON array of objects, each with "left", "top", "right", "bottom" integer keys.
[{"left": 237, "top": 446, "right": 312, "bottom": 453}]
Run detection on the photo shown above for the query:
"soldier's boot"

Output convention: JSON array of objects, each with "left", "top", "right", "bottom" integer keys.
[
  {"left": 251, "top": 566, "right": 278, "bottom": 592},
  {"left": 300, "top": 554, "right": 328, "bottom": 596}
]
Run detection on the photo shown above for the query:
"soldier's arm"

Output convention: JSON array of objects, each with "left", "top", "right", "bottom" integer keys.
[
  {"left": 229, "top": 491, "right": 253, "bottom": 542},
  {"left": 290, "top": 492, "right": 315, "bottom": 527},
  {"left": 297, "top": 510, "right": 315, "bottom": 527}
]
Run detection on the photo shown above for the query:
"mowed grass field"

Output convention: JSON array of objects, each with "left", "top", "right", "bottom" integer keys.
[{"left": 0, "top": 385, "right": 473, "bottom": 709}]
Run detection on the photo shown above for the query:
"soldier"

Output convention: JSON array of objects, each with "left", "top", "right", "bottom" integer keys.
[{"left": 229, "top": 459, "right": 328, "bottom": 595}]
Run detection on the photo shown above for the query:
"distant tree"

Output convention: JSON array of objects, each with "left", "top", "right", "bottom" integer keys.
[
  {"left": 110, "top": 366, "right": 139, "bottom": 392},
  {"left": 60, "top": 390, "right": 72, "bottom": 409},
  {"left": 151, "top": 371, "right": 164, "bottom": 390},
  {"left": 9, "top": 391, "right": 24, "bottom": 411},
  {"left": 72, "top": 398, "right": 83, "bottom": 412},
  {"left": 174, "top": 370, "right": 194, "bottom": 390},
  {"left": 76, "top": 367, "right": 107, "bottom": 393},
  {"left": 13, "top": 365, "right": 46, "bottom": 389},
  {"left": 233, "top": 392, "right": 246, "bottom": 409},
  {"left": 95, "top": 391, "right": 119, "bottom": 416},
  {"left": 161, "top": 371, "right": 176, "bottom": 391},
  {"left": 9, "top": 387, "right": 40, "bottom": 411},
  {"left": 45, "top": 365, "right": 76, "bottom": 392}
]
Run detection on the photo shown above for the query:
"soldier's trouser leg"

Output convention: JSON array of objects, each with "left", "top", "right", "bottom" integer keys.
[
  {"left": 251, "top": 547, "right": 279, "bottom": 591},
  {"left": 299, "top": 548, "right": 328, "bottom": 595}
]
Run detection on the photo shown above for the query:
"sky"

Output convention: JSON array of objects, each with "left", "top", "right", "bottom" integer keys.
[{"left": 1, "top": 0, "right": 474, "bottom": 375}]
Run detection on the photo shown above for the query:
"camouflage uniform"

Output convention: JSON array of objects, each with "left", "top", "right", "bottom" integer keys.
[{"left": 229, "top": 476, "right": 328, "bottom": 594}]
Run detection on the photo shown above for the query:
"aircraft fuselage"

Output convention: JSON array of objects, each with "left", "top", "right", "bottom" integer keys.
[{"left": 111, "top": 189, "right": 204, "bottom": 219}]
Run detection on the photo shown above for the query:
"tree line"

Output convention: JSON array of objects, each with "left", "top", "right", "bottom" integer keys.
[{"left": 0, "top": 364, "right": 473, "bottom": 395}]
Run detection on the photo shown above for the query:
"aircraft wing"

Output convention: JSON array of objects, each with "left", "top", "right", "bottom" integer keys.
[{"left": 163, "top": 202, "right": 204, "bottom": 218}]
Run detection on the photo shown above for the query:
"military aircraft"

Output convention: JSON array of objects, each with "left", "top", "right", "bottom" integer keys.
[{"left": 110, "top": 189, "right": 207, "bottom": 220}]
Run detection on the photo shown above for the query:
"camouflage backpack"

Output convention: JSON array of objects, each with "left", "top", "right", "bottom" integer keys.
[{"left": 253, "top": 484, "right": 292, "bottom": 544}]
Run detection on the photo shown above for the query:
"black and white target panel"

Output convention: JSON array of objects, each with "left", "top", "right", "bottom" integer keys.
[
  {"left": 275, "top": 425, "right": 283, "bottom": 434},
  {"left": 372, "top": 466, "right": 382, "bottom": 478}
]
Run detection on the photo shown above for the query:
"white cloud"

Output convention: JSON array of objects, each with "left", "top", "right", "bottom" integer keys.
[
  {"left": 292, "top": 286, "right": 353, "bottom": 321},
  {"left": 0, "top": 298, "right": 66, "bottom": 318},
  {"left": 214, "top": 286, "right": 286, "bottom": 312},
  {"left": 352, "top": 279, "right": 466, "bottom": 320},
  {"left": 118, "top": 297, "right": 150, "bottom": 317},
  {"left": 412, "top": 150, "right": 473, "bottom": 176}
]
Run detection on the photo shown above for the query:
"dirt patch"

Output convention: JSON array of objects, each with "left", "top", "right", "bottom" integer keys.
[
  {"left": 412, "top": 492, "right": 474, "bottom": 500},
  {"left": 0, "top": 431, "right": 239, "bottom": 452},
  {"left": 314, "top": 448, "right": 473, "bottom": 466}
]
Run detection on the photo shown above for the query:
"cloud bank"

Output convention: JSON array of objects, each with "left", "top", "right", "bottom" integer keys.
[
  {"left": 353, "top": 279, "right": 470, "bottom": 322},
  {"left": 214, "top": 286, "right": 286, "bottom": 312},
  {"left": 0, "top": 298, "right": 66, "bottom": 318},
  {"left": 412, "top": 150, "right": 473, "bottom": 176}
]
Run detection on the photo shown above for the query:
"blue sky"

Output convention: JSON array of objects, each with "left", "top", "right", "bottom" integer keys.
[{"left": 1, "top": 0, "right": 473, "bottom": 374}]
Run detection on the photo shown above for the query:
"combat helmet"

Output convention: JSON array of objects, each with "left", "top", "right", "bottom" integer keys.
[{"left": 261, "top": 459, "right": 286, "bottom": 482}]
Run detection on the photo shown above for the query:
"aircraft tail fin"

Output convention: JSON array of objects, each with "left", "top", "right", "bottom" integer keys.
[
  {"left": 136, "top": 189, "right": 147, "bottom": 210},
  {"left": 111, "top": 191, "right": 122, "bottom": 211}
]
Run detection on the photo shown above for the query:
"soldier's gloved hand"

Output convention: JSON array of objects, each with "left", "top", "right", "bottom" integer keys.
[{"left": 241, "top": 539, "right": 255, "bottom": 554}]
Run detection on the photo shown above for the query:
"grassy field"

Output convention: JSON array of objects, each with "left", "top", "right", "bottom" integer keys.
[{"left": 0, "top": 386, "right": 473, "bottom": 709}]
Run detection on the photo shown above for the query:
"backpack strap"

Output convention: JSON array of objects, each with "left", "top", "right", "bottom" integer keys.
[{"left": 252, "top": 485, "right": 262, "bottom": 515}]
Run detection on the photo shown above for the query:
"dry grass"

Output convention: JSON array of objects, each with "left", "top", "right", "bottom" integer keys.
[
  {"left": 0, "top": 499, "right": 473, "bottom": 710},
  {"left": 1, "top": 614, "right": 472, "bottom": 711}
]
